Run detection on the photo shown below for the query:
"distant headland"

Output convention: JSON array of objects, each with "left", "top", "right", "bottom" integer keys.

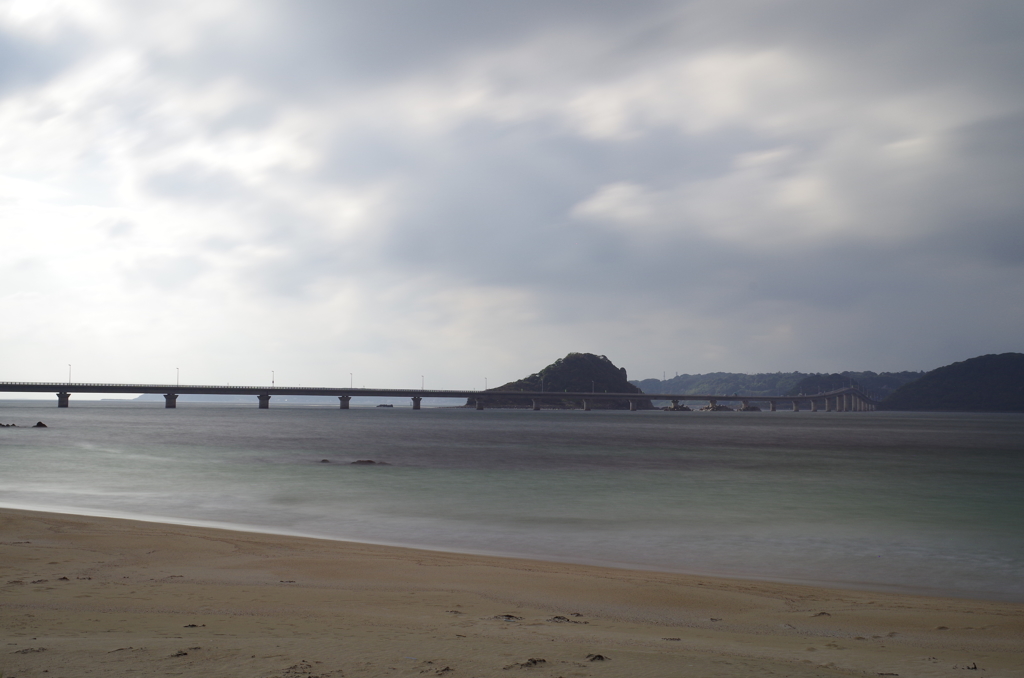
[{"left": 878, "top": 353, "right": 1024, "bottom": 412}]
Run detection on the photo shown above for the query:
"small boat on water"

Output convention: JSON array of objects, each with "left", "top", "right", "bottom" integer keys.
[{"left": 376, "top": 403, "right": 394, "bottom": 408}]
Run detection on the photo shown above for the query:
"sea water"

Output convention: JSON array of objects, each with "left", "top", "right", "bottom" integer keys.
[{"left": 1, "top": 401, "right": 1022, "bottom": 601}]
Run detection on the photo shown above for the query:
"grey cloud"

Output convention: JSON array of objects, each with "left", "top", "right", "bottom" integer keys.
[
  {"left": 9, "top": 0, "right": 1022, "bottom": 376},
  {"left": 144, "top": 163, "right": 249, "bottom": 203},
  {"left": 0, "top": 25, "right": 89, "bottom": 95},
  {"left": 123, "top": 255, "right": 209, "bottom": 291}
]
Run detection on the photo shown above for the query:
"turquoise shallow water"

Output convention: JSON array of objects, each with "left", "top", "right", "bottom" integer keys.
[{"left": 1, "top": 402, "right": 1022, "bottom": 601}]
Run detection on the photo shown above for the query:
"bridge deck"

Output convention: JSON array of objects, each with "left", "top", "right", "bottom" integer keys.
[{"left": 0, "top": 381, "right": 876, "bottom": 404}]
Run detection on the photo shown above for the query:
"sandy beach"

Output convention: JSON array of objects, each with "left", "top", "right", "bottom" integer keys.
[{"left": 1, "top": 508, "right": 1021, "bottom": 678}]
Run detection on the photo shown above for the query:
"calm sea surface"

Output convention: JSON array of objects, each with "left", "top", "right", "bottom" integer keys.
[{"left": 1, "top": 402, "right": 1022, "bottom": 601}]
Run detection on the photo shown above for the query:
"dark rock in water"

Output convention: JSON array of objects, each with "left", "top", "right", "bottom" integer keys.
[
  {"left": 697, "top": 404, "right": 733, "bottom": 412},
  {"left": 586, "top": 654, "right": 610, "bottom": 661},
  {"left": 548, "top": 615, "right": 587, "bottom": 624},
  {"left": 351, "top": 459, "right": 389, "bottom": 465},
  {"left": 33, "top": 421, "right": 47, "bottom": 428},
  {"left": 320, "top": 459, "right": 331, "bottom": 463}
]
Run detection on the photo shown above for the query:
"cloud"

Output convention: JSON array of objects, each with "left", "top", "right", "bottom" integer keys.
[{"left": 1, "top": 0, "right": 1023, "bottom": 389}]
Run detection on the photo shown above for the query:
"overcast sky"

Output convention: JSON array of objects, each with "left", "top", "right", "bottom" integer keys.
[{"left": 2, "top": 0, "right": 1022, "bottom": 392}]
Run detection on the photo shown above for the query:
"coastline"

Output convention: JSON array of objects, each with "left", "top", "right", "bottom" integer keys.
[
  {"left": 2, "top": 508, "right": 1022, "bottom": 677},
  {"left": 2, "top": 500, "right": 1015, "bottom": 605}
]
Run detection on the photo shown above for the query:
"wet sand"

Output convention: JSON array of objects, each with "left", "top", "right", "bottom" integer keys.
[{"left": 1, "top": 508, "right": 1021, "bottom": 677}]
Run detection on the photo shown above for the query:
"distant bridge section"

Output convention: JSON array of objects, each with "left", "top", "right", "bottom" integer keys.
[{"left": 0, "top": 381, "right": 878, "bottom": 412}]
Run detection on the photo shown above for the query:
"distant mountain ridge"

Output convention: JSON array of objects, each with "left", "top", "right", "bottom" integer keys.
[{"left": 632, "top": 371, "right": 922, "bottom": 400}]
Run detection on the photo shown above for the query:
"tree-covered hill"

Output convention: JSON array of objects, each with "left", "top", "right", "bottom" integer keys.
[
  {"left": 469, "top": 353, "right": 653, "bottom": 409},
  {"left": 632, "top": 372, "right": 806, "bottom": 397},
  {"left": 880, "top": 353, "right": 1024, "bottom": 412},
  {"left": 632, "top": 370, "right": 922, "bottom": 400},
  {"left": 785, "top": 372, "right": 923, "bottom": 399}
]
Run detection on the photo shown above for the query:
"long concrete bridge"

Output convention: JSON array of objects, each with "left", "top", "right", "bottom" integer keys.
[{"left": 0, "top": 382, "right": 879, "bottom": 412}]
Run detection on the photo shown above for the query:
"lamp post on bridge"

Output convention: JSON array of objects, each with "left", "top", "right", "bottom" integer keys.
[{"left": 176, "top": 368, "right": 179, "bottom": 386}]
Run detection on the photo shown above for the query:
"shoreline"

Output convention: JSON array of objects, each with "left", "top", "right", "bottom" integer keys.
[
  {"left": 3, "top": 501, "right": 1015, "bottom": 605},
  {"left": 2, "top": 507, "right": 1022, "bottom": 677}
]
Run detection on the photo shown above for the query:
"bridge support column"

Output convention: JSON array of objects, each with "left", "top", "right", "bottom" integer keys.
[
  {"left": 629, "top": 399, "right": 637, "bottom": 411},
  {"left": 475, "top": 399, "right": 484, "bottom": 410},
  {"left": 844, "top": 393, "right": 852, "bottom": 412},
  {"left": 56, "top": 392, "right": 70, "bottom": 408},
  {"left": 411, "top": 396, "right": 422, "bottom": 410},
  {"left": 671, "top": 399, "right": 680, "bottom": 410},
  {"left": 792, "top": 400, "right": 799, "bottom": 412},
  {"left": 582, "top": 399, "right": 591, "bottom": 411},
  {"left": 741, "top": 400, "right": 749, "bottom": 410},
  {"left": 163, "top": 393, "right": 178, "bottom": 409},
  {"left": 531, "top": 399, "right": 540, "bottom": 411},
  {"left": 769, "top": 400, "right": 776, "bottom": 412},
  {"left": 258, "top": 394, "right": 271, "bottom": 409},
  {"left": 826, "top": 397, "right": 833, "bottom": 412},
  {"left": 811, "top": 399, "right": 818, "bottom": 412},
  {"left": 338, "top": 396, "right": 351, "bottom": 409}
]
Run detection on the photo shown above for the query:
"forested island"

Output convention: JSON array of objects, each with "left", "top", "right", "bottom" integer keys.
[{"left": 467, "top": 353, "right": 653, "bottom": 409}]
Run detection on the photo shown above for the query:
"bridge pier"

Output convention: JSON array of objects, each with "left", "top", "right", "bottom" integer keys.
[
  {"left": 811, "top": 399, "right": 818, "bottom": 412},
  {"left": 582, "top": 399, "right": 591, "bottom": 411},
  {"left": 792, "top": 400, "right": 799, "bottom": 412},
  {"left": 769, "top": 400, "right": 776, "bottom": 412},
  {"left": 56, "top": 392, "right": 70, "bottom": 408},
  {"left": 844, "top": 393, "right": 852, "bottom": 412},
  {"left": 258, "top": 394, "right": 270, "bottom": 409},
  {"left": 826, "top": 397, "right": 833, "bottom": 412},
  {"left": 629, "top": 399, "right": 637, "bottom": 411},
  {"left": 411, "top": 396, "right": 422, "bottom": 410},
  {"left": 741, "top": 400, "right": 749, "bottom": 410},
  {"left": 475, "top": 399, "right": 484, "bottom": 411},
  {"left": 338, "top": 396, "right": 351, "bottom": 409},
  {"left": 531, "top": 399, "right": 540, "bottom": 411},
  {"left": 163, "top": 393, "right": 178, "bottom": 409}
]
